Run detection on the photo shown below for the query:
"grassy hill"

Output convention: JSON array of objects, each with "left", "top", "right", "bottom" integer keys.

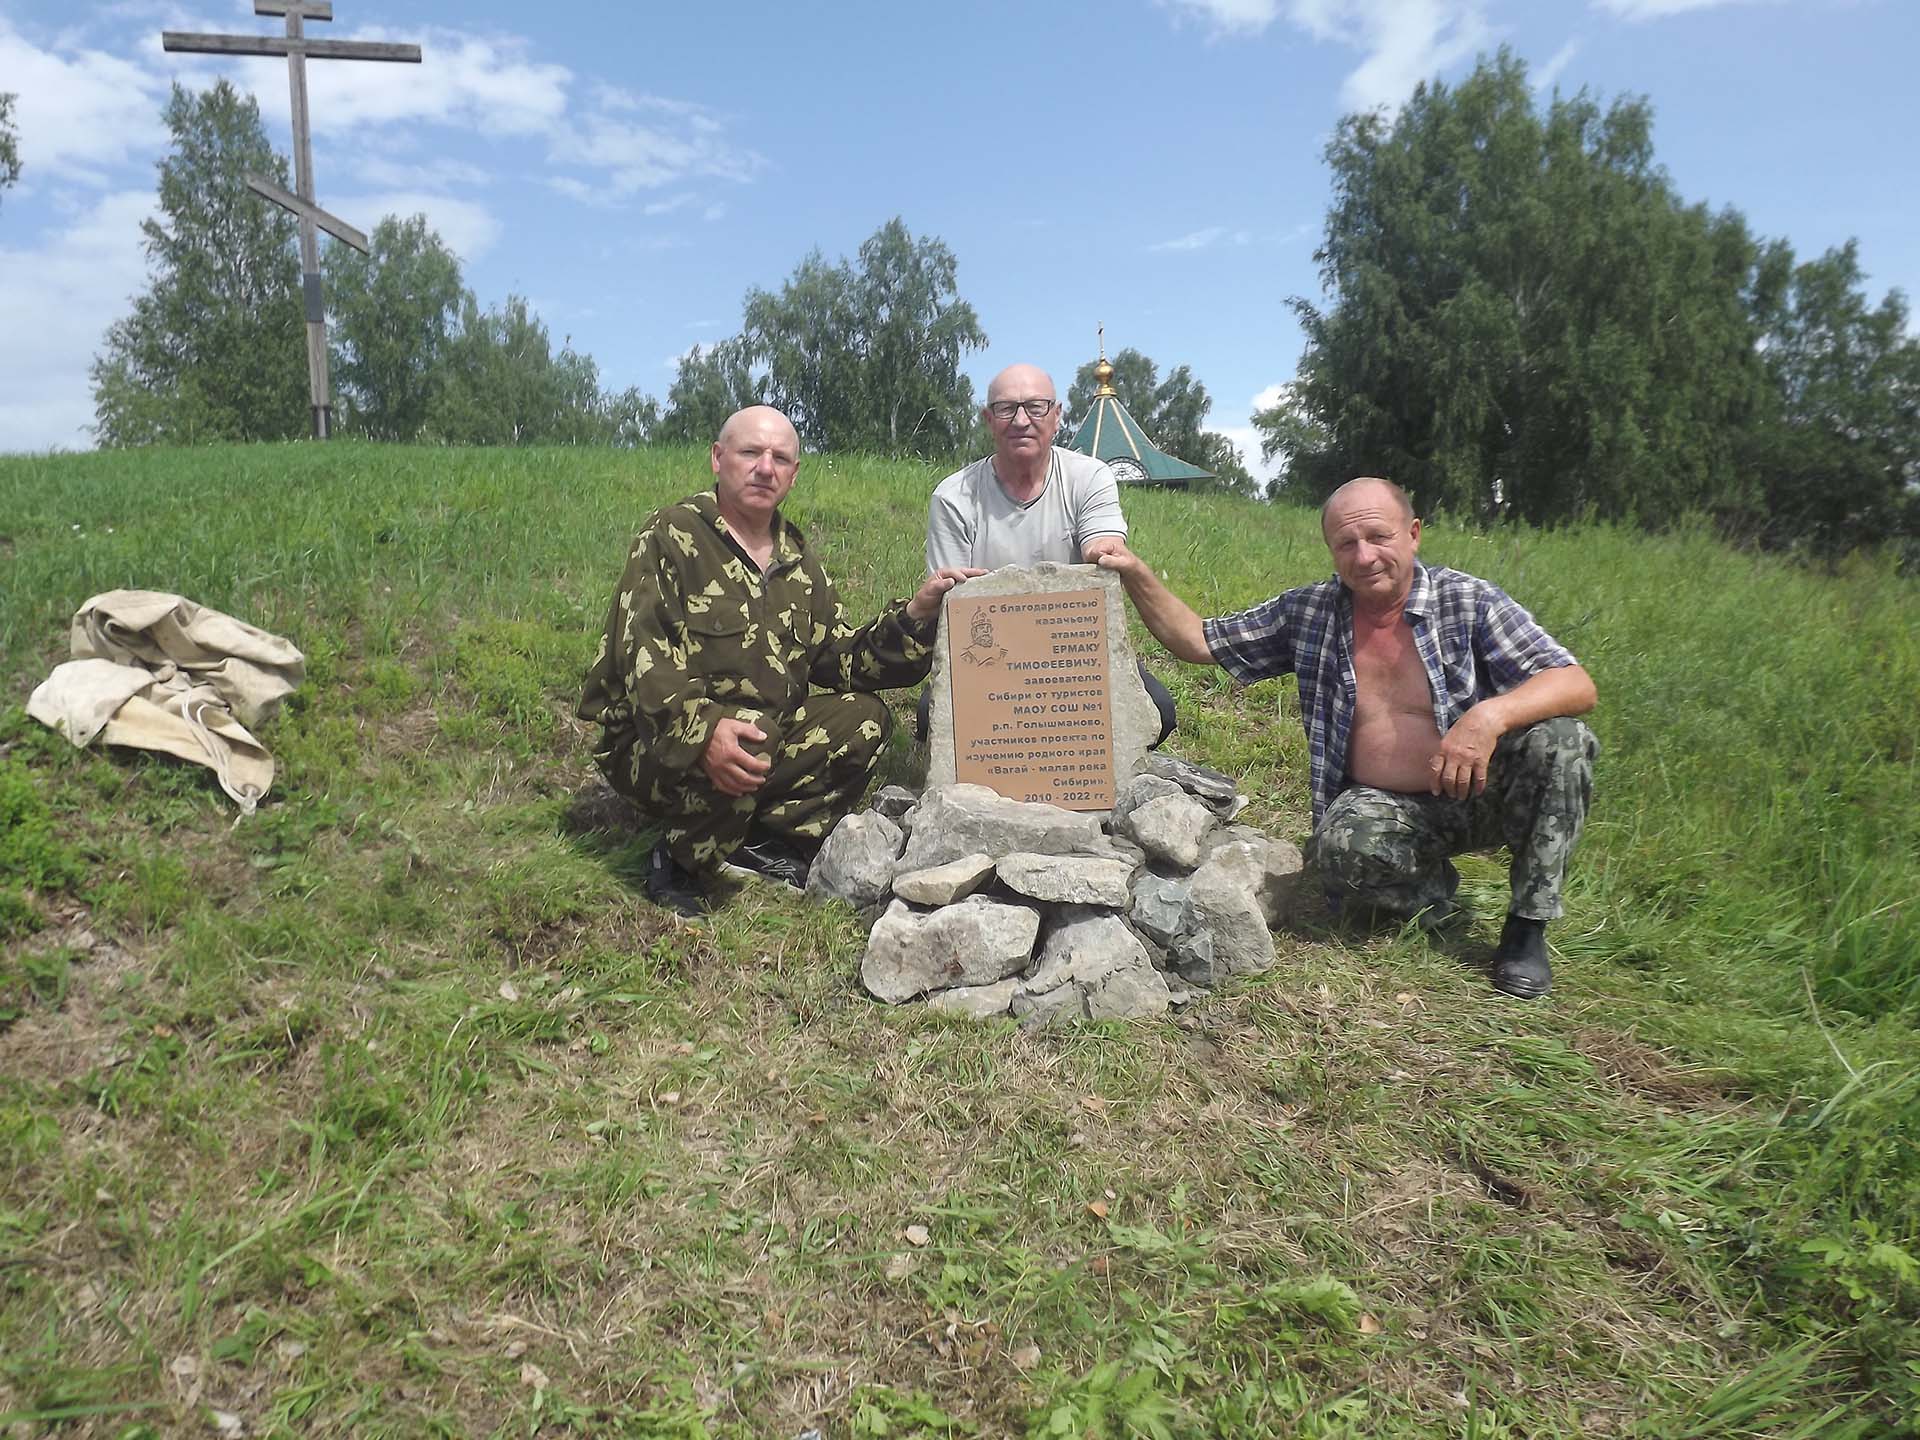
[{"left": 1, "top": 443, "right": 1915, "bottom": 1438}]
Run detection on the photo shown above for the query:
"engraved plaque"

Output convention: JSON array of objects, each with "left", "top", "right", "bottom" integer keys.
[{"left": 946, "top": 588, "right": 1114, "bottom": 809}]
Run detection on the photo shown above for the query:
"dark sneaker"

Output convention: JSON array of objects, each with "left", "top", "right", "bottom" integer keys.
[
  {"left": 1490, "top": 915, "right": 1553, "bottom": 999},
  {"left": 645, "top": 842, "right": 708, "bottom": 918},
  {"left": 722, "top": 837, "right": 810, "bottom": 891}
]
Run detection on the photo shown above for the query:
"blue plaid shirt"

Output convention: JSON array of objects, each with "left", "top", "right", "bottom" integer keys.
[{"left": 1202, "top": 563, "right": 1578, "bottom": 825}]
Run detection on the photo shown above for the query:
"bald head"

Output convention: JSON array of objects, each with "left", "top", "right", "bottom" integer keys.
[
  {"left": 1321, "top": 477, "right": 1414, "bottom": 541},
  {"left": 986, "top": 363, "right": 1056, "bottom": 406},
  {"left": 716, "top": 404, "right": 798, "bottom": 453}
]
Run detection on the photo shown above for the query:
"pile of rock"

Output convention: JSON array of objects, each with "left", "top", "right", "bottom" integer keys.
[{"left": 806, "top": 756, "right": 1309, "bottom": 1024}]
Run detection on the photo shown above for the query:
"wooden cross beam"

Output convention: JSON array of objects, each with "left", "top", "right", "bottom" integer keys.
[
  {"left": 244, "top": 173, "right": 368, "bottom": 253},
  {"left": 161, "top": 2, "right": 422, "bottom": 440}
]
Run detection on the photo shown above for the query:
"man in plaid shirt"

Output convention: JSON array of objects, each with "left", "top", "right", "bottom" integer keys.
[{"left": 1097, "top": 477, "right": 1597, "bottom": 1000}]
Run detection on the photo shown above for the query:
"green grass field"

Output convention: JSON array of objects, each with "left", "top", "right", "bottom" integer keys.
[{"left": 1, "top": 442, "right": 1915, "bottom": 1438}]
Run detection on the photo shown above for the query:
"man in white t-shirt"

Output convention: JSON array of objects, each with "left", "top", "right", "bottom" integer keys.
[{"left": 920, "top": 362, "right": 1177, "bottom": 743}]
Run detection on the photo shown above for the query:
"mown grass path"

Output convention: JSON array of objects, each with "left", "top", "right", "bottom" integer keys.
[{"left": 2, "top": 444, "right": 1915, "bottom": 1437}]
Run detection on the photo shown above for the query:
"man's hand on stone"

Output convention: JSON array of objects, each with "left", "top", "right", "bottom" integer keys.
[
  {"left": 907, "top": 567, "right": 986, "bottom": 623},
  {"left": 1089, "top": 538, "right": 1145, "bottom": 577},
  {"left": 1431, "top": 707, "right": 1501, "bottom": 800},
  {"left": 702, "top": 717, "right": 772, "bottom": 796}
]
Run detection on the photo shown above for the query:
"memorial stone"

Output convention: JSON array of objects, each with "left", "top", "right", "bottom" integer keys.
[{"left": 925, "top": 564, "right": 1160, "bottom": 808}]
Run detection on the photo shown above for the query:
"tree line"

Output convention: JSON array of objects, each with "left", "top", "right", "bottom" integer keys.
[
  {"left": 1254, "top": 50, "right": 1918, "bottom": 559},
  {"left": 63, "top": 65, "right": 1920, "bottom": 558},
  {"left": 88, "top": 84, "right": 651, "bottom": 449},
  {"left": 77, "top": 81, "right": 1252, "bottom": 481}
]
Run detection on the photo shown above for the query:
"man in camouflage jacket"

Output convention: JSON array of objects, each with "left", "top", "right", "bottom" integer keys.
[{"left": 579, "top": 405, "right": 979, "bottom": 914}]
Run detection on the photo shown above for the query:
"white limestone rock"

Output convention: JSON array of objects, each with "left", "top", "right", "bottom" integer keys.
[
  {"left": 1011, "top": 983, "right": 1084, "bottom": 1030},
  {"left": 806, "top": 810, "right": 904, "bottom": 909},
  {"left": 1116, "top": 790, "right": 1217, "bottom": 872},
  {"left": 926, "top": 977, "right": 1022, "bottom": 1019},
  {"left": 1204, "top": 825, "right": 1310, "bottom": 928},
  {"left": 1163, "top": 975, "right": 1204, "bottom": 1007},
  {"left": 1021, "top": 909, "right": 1169, "bottom": 1021},
  {"left": 996, "top": 853, "right": 1136, "bottom": 908},
  {"left": 860, "top": 895, "right": 1041, "bottom": 1004},
  {"left": 1133, "top": 753, "right": 1240, "bottom": 811},
  {"left": 1075, "top": 832, "right": 1147, "bottom": 867},
  {"left": 896, "top": 784, "right": 1104, "bottom": 873},
  {"left": 892, "top": 853, "right": 996, "bottom": 906},
  {"left": 1188, "top": 841, "right": 1277, "bottom": 976},
  {"left": 1085, "top": 954, "right": 1173, "bottom": 1020},
  {"left": 1112, "top": 773, "right": 1182, "bottom": 826}
]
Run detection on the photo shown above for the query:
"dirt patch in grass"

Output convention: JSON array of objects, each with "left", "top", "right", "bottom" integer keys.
[
  {"left": 1570, "top": 1026, "right": 1735, "bottom": 1107},
  {"left": 366, "top": 693, "right": 446, "bottom": 762},
  {"left": 0, "top": 917, "right": 146, "bottom": 1086},
  {"left": 559, "top": 776, "right": 645, "bottom": 836}
]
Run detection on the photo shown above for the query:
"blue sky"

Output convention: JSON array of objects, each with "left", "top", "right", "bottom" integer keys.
[{"left": 2, "top": 0, "right": 1916, "bottom": 471}]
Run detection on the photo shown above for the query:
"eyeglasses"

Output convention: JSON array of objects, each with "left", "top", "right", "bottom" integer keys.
[{"left": 986, "top": 398, "right": 1057, "bottom": 422}]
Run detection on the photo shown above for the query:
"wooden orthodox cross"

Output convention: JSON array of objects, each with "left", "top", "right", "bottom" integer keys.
[{"left": 162, "top": 3, "right": 422, "bottom": 439}]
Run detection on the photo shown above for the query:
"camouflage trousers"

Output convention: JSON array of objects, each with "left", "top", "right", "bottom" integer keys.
[
  {"left": 1309, "top": 717, "right": 1598, "bottom": 922},
  {"left": 599, "top": 692, "right": 893, "bottom": 874}
]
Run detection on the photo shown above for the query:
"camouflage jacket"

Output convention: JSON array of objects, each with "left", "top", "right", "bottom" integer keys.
[{"left": 578, "top": 489, "right": 935, "bottom": 773}]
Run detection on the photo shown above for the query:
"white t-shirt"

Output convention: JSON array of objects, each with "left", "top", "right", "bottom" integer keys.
[{"left": 925, "top": 448, "right": 1128, "bottom": 573}]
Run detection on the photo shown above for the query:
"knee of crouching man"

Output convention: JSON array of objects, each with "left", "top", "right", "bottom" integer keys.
[{"left": 1516, "top": 714, "right": 1598, "bottom": 764}]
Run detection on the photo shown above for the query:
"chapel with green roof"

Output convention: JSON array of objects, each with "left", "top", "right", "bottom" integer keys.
[{"left": 1062, "top": 342, "right": 1214, "bottom": 489}]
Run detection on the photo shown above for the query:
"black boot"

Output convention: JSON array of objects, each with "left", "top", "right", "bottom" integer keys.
[
  {"left": 1491, "top": 915, "right": 1553, "bottom": 999},
  {"left": 645, "top": 842, "right": 708, "bottom": 918}
]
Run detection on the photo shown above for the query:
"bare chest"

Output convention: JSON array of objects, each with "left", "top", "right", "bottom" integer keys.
[
  {"left": 1351, "top": 619, "right": 1431, "bottom": 715},
  {"left": 1345, "top": 615, "right": 1442, "bottom": 791}
]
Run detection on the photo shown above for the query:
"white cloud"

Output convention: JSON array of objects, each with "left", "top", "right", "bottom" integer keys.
[
  {"left": 350, "top": 155, "right": 493, "bottom": 191},
  {"left": 1147, "top": 225, "right": 1252, "bottom": 252},
  {"left": 591, "top": 86, "right": 719, "bottom": 126},
  {"left": 643, "top": 194, "right": 695, "bottom": 216},
  {"left": 1160, "top": 0, "right": 1284, "bottom": 33},
  {"left": 328, "top": 191, "right": 500, "bottom": 262},
  {"left": 1221, "top": 382, "right": 1301, "bottom": 491},
  {"left": 0, "top": 17, "right": 168, "bottom": 181},
  {"left": 1151, "top": 226, "right": 1225, "bottom": 251},
  {"left": 1213, "top": 423, "right": 1284, "bottom": 490},
  {"left": 1595, "top": 0, "right": 1770, "bottom": 17},
  {"left": 1532, "top": 38, "right": 1580, "bottom": 90},
  {"left": 87, "top": 1, "right": 223, "bottom": 36},
  {"left": 235, "top": 26, "right": 571, "bottom": 139},
  {"left": 702, "top": 202, "right": 727, "bottom": 222},
  {"left": 6, "top": 15, "right": 764, "bottom": 204},
  {"left": 549, "top": 104, "right": 764, "bottom": 195},
  {"left": 545, "top": 175, "right": 626, "bottom": 209},
  {"left": 1161, "top": 0, "right": 1496, "bottom": 112},
  {"left": 1306, "top": 0, "right": 1495, "bottom": 111},
  {"left": 0, "top": 189, "right": 155, "bottom": 452}
]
